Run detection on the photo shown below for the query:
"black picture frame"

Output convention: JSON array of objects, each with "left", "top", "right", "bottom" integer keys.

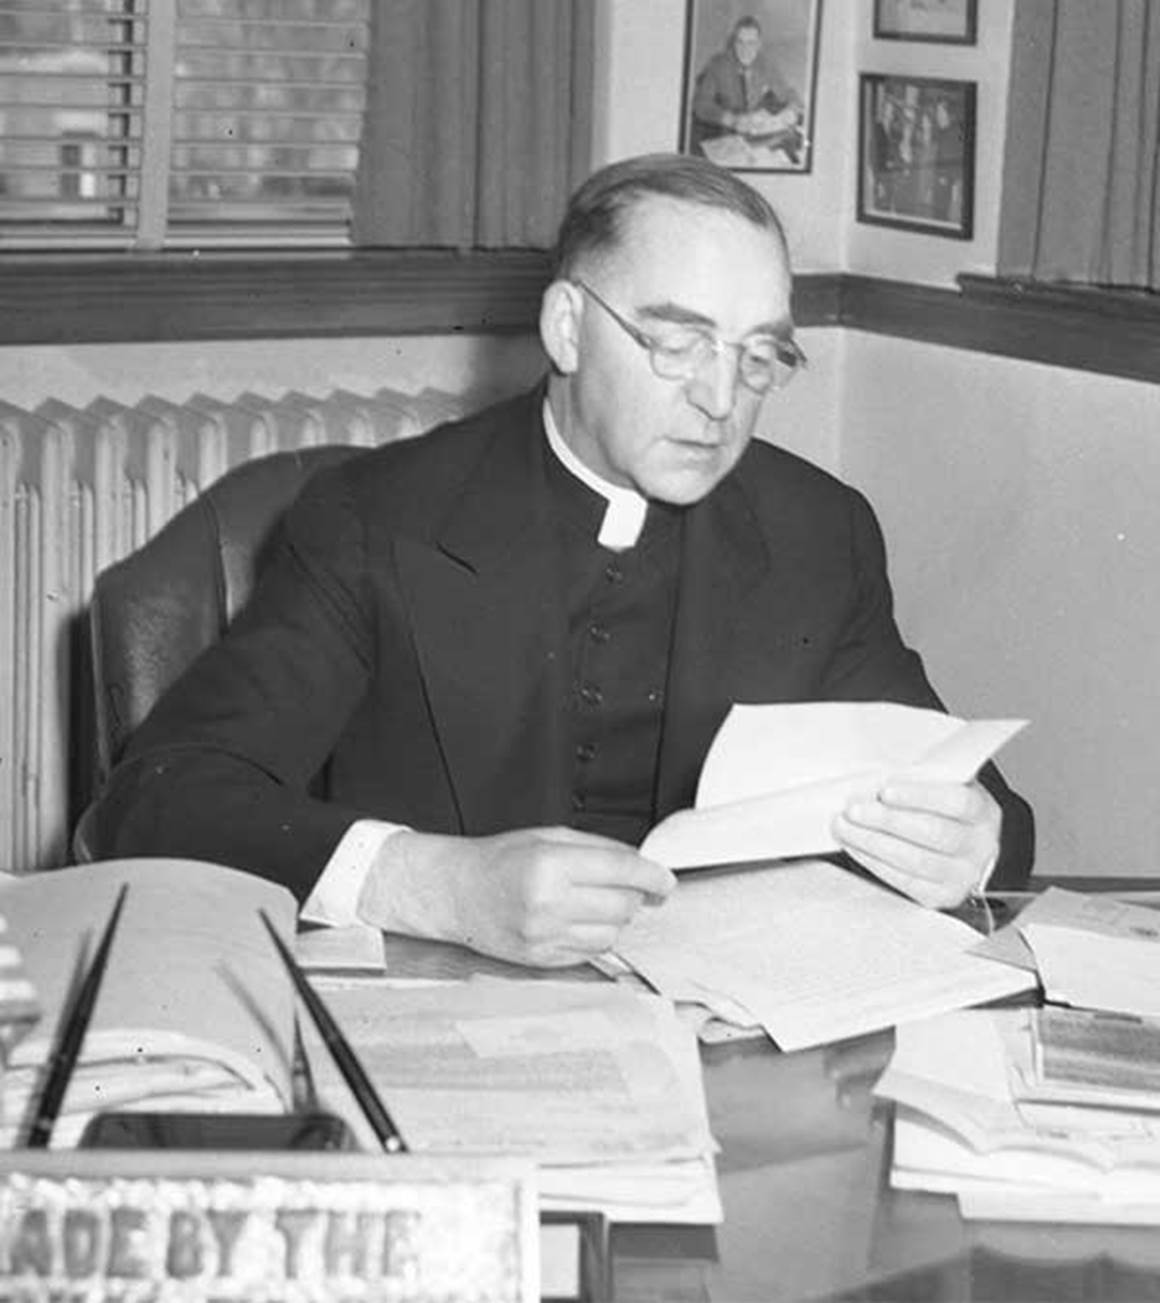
[
  {"left": 873, "top": 0, "right": 978, "bottom": 46},
  {"left": 679, "top": 0, "right": 824, "bottom": 174},
  {"left": 856, "top": 73, "right": 976, "bottom": 240}
]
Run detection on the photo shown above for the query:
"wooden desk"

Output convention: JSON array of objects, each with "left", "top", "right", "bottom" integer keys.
[{"left": 374, "top": 885, "right": 1160, "bottom": 1302}]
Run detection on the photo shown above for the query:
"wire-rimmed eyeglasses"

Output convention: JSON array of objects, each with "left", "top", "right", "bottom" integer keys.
[{"left": 574, "top": 279, "right": 807, "bottom": 394}]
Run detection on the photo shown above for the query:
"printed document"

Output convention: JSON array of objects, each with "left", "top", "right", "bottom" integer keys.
[
  {"left": 614, "top": 860, "right": 1035, "bottom": 1051},
  {"left": 312, "top": 976, "right": 721, "bottom": 1223}
]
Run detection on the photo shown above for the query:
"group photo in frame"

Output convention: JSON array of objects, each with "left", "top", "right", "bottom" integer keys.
[
  {"left": 679, "top": 0, "right": 824, "bottom": 174},
  {"left": 857, "top": 73, "right": 976, "bottom": 239},
  {"left": 873, "top": 0, "right": 977, "bottom": 45}
]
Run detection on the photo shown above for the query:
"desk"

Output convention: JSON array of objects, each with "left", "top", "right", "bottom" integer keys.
[{"left": 370, "top": 885, "right": 1160, "bottom": 1302}]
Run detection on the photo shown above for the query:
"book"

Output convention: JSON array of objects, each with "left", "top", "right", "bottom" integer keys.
[
  {"left": 0, "top": 858, "right": 299, "bottom": 1147},
  {"left": 639, "top": 701, "right": 1026, "bottom": 871}
]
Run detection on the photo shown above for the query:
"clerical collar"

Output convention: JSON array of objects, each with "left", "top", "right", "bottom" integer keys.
[{"left": 543, "top": 400, "right": 648, "bottom": 550}]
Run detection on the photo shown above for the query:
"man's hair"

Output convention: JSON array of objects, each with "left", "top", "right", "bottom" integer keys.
[
  {"left": 551, "top": 152, "right": 788, "bottom": 280},
  {"left": 732, "top": 15, "right": 762, "bottom": 39}
]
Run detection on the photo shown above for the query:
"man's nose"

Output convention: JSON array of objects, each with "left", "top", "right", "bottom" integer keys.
[{"left": 686, "top": 341, "right": 743, "bottom": 420}]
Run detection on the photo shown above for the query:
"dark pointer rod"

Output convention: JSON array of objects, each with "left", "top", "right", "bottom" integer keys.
[
  {"left": 259, "top": 910, "right": 407, "bottom": 1154},
  {"left": 27, "top": 883, "right": 129, "bottom": 1148}
]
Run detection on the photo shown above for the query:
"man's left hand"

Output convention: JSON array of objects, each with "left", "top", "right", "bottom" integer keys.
[{"left": 832, "top": 779, "right": 1000, "bottom": 910}]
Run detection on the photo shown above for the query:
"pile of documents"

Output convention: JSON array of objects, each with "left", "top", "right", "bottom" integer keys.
[
  {"left": 878, "top": 888, "right": 1160, "bottom": 1223},
  {"left": 612, "top": 858, "right": 1036, "bottom": 1052},
  {"left": 313, "top": 975, "right": 722, "bottom": 1224},
  {"left": 877, "top": 1007, "right": 1160, "bottom": 1223}
]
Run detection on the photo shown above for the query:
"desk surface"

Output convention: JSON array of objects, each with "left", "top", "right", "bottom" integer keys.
[{"left": 374, "top": 885, "right": 1160, "bottom": 1303}]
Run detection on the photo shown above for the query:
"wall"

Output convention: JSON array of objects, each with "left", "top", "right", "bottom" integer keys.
[{"left": 842, "top": 335, "right": 1160, "bottom": 878}]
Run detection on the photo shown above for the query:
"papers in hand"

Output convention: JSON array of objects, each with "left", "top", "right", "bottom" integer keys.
[{"left": 640, "top": 702, "right": 1027, "bottom": 870}]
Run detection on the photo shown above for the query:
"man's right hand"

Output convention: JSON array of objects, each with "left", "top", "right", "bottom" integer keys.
[{"left": 357, "top": 826, "right": 676, "bottom": 968}]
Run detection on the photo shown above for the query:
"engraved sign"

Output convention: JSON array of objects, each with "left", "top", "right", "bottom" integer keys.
[{"left": 0, "top": 1151, "right": 538, "bottom": 1302}]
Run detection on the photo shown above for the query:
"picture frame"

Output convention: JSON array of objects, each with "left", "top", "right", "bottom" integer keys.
[
  {"left": 679, "top": 0, "right": 824, "bottom": 174},
  {"left": 873, "top": 0, "right": 977, "bottom": 46},
  {"left": 856, "top": 73, "right": 976, "bottom": 240}
]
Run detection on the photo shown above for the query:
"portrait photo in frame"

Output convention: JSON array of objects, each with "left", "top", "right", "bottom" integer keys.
[
  {"left": 679, "top": 0, "right": 823, "bottom": 174},
  {"left": 857, "top": 73, "right": 975, "bottom": 239},
  {"left": 873, "top": 0, "right": 977, "bottom": 45}
]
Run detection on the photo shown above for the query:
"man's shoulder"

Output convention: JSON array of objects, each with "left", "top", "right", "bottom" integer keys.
[
  {"left": 741, "top": 437, "right": 861, "bottom": 509},
  {"left": 318, "top": 387, "right": 539, "bottom": 509}
]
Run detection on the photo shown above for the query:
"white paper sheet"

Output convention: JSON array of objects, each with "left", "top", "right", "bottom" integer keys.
[{"left": 640, "top": 703, "right": 1027, "bottom": 871}]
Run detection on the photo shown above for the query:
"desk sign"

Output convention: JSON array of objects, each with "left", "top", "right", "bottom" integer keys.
[{"left": 0, "top": 1150, "right": 539, "bottom": 1302}]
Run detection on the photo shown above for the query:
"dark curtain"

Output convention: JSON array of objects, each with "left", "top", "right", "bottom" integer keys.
[
  {"left": 352, "top": 0, "right": 594, "bottom": 249},
  {"left": 998, "top": 0, "right": 1160, "bottom": 289}
]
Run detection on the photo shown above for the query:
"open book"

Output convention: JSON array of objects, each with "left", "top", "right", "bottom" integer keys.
[
  {"left": 0, "top": 859, "right": 298, "bottom": 1147},
  {"left": 640, "top": 701, "right": 1027, "bottom": 870}
]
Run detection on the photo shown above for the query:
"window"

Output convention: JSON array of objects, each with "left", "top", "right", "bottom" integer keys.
[{"left": 0, "top": 0, "right": 371, "bottom": 250}]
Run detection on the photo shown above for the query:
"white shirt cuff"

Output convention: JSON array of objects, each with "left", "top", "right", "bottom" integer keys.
[{"left": 300, "top": 819, "right": 410, "bottom": 927}]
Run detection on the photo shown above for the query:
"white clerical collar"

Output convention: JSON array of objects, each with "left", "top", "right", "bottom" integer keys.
[{"left": 543, "top": 399, "right": 648, "bottom": 550}]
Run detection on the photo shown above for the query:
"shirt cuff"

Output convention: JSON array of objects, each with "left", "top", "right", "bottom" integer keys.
[{"left": 300, "top": 819, "right": 410, "bottom": 927}]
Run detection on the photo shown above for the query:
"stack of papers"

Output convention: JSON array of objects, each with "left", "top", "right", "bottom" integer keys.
[
  {"left": 313, "top": 976, "right": 721, "bottom": 1225},
  {"left": 613, "top": 859, "right": 1036, "bottom": 1051},
  {"left": 877, "top": 1008, "right": 1160, "bottom": 1223}
]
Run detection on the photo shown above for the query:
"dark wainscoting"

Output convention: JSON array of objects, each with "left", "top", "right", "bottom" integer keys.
[{"left": 1, "top": 253, "right": 1157, "bottom": 385}]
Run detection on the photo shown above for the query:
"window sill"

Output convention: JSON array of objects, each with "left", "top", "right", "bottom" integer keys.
[
  {"left": 0, "top": 248, "right": 554, "bottom": 346},
  {"left": 1, "top": 254, "right": 1157, "bottom": 386},
  {"left": 840, "top": 274, "right": 1160, "bottom": 386}
]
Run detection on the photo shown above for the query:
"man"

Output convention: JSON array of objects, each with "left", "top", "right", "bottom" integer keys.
[
  {"left": 689, "top": 15, "right": 802, "bottom": 160},
  {"left": 91, "top": 153, "right": 1033, "bottom": 968}
]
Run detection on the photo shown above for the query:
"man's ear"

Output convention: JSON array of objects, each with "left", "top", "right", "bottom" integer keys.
[{"left": 540, "top": 279, "right": 583, "bottom": 375}]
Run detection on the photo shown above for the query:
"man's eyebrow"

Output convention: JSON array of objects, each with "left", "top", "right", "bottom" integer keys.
[{"left": 636, "top": 299, "right": 793, "bottom": 338}]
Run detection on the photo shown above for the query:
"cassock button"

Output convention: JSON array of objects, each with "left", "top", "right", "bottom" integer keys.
[
  {"left": 604, "top": 561, "right": 625, "bottom": 584},
  {"left": 571, "top": 792, "right": 587, "bottom": 812},
  {"left": 578, "top": 683, "right": 603, "bottom": 707},
  {"left": 576, "top": 741, "right": 598, "bottom": 763},
  {"left": 588, "top": 622, "right": 611, "bottom": 644}
]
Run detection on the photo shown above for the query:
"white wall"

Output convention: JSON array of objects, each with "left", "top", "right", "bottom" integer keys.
[
  {"left": 842, "top": 335, "right": 1160, "bottom": 877},
  {"left": 0, "top": 334, "right": 546, "bottom": 412}
]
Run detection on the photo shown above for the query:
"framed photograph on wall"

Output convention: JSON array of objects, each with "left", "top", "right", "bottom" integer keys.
[
  {"left": 857, "top": 73, "right": 975, "bottom": 239},
  {"left": 873, "top": 0, "right": 977, "bottom": 45},
  {"left": 679, "top": 0, "right": 824, "bottom": 174}
]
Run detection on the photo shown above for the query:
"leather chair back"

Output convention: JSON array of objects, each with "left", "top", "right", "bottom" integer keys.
[{"left": 89, "top": 444, "right": 364, "bottom": 787}]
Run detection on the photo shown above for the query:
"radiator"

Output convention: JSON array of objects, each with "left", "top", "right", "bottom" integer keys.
[{"left": 0, "top": 384, "right": 475, "bottom": 873}]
